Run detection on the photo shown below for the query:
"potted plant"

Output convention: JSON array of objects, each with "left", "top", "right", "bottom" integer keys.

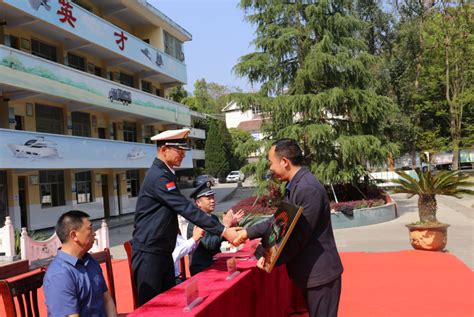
[{"left": 393, "top": 169, "right": 473, "bottom": 251}]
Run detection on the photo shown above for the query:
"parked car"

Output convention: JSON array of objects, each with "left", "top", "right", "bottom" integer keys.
[
  {"left": 226, "top": 170, "right": 245, "bottom": 183},
  {"left": 192, "top": 175, "right": 216, "bottom": 187}
]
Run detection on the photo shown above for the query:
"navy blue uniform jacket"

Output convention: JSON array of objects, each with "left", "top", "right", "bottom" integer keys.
[
  {"left": 247, "top": 167, "right": 343, "bottom": 289},
  {"left": 132, "top": 158, "right": 224, "bottom": 254},
  {"left": 187, "top": 214, "right": 223, "bottom": 275}
]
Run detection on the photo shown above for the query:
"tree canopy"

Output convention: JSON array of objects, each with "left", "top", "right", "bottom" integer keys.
[
  {"left": 233, "top": 0, "right": 399, "bottom": 184},
  {"left": 391, "top": 0, "right": 473, "bottom": 169}
]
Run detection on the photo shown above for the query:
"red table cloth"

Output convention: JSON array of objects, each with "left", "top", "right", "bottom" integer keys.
[{"left": 128, "top": 243, "right": 306, "bottom": 316}]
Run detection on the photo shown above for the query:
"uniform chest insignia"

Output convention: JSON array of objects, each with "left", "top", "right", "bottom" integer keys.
[{"left": 166, "top": 181, "right": 176, "bottom": 191}]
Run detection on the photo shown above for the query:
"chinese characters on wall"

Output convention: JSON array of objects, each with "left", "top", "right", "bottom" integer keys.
[
  {"left": 28, "top": 0, "right": 166, "bottom": 68},
  {"left": 57, "top": 0, "right": 76, "bottom": 28}
]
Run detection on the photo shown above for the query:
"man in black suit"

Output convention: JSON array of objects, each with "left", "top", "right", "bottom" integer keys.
[
  {"left": 234, "top": 138, "right": 343, "bottom": 317},
  {"left": 187, "top": 182, "right": 244, "bottom": 276}
]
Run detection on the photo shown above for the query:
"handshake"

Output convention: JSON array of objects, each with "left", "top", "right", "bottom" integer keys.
[
  {"left": 222, "top": 227, "right": 249, "bottom": 246},
  {"left": 221, "top": 208, "right": 249, "bottom": 246}
]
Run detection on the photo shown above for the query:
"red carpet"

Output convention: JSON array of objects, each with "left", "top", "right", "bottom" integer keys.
[
  {"left": 1, "top": 251, "right": 472, "bottom": 316},
  {"left": 338, "top": 251, "right": 474, "bottom": 317}
]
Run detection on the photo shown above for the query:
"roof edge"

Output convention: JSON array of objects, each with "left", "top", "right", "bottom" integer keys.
[{"left": 137, "top": 0, "right": 192, "bottom": 41}]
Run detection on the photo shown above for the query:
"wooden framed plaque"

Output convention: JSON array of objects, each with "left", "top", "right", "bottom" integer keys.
[{"left": 254, "top": 201, "right": 304, "bottom": 273}]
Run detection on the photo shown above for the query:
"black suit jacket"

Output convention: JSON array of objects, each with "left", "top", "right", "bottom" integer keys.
[
  {"left": 247, "top": 167, "right": 343, "bottom": 289},
  {"left": 187, "top": 214, "right": 223, "bottom": 276}
]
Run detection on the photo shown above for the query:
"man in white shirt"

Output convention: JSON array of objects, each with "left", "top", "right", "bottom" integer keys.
[{"left": 172, "top": 226, "right": 204, "bottom": 284}]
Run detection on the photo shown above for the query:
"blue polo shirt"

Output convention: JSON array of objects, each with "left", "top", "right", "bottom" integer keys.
[{"left": 43, "top": 250, "right": 107, "bottom": 317}]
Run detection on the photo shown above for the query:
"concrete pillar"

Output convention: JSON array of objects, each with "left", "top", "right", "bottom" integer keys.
[
  {"left": 0, "top": 100, "right": 9, "bottom": 128},
  {"left": 6, "top": 170, "right": 20, "bottom": 228},
  {"left": 0, "top": 24, "right": 4, "bottom": 45}
]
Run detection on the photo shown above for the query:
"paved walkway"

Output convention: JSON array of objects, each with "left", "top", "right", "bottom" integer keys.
[{"left": 334, "top": 193, "right": 474, "bottom": 269}]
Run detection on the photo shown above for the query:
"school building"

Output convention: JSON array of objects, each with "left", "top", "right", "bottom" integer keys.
[{"left": 0, "top": 0, "right": 206, "bottom": 230}]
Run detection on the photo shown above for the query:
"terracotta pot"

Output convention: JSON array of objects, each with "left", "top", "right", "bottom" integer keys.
[{"left": 406, "top": 223, "right": 450, "bottom": 251}]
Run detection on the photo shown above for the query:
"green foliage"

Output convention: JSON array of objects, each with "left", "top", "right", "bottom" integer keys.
[
  {"left": 204, "top": 120, "right": 232, "bottom": 178},
  {"left": 391, "top": 1, "right": 473, "bottom": 168},
  {"left": 229, "top": 128, "right": 261, "bottom": 169},
  {"left": 234, "top": 0, "right": 399, "bottom": 187},
  {"left": 353, "top": 0, "right": 395, "bottom": 57},
  {"left": 181, "top": 80, "right": 246, "bottom": 174},
  {"left": 393, "top": 169, "right": 474, "bottom": 222},
  {"left": 394, "top": 170, "right": 473, "bottom": 198},
  {"left": 168, "top": 85, "right": 188, "bottom": 103},
  {"left": 182, "top": 79, "right": 235, "bottom": 115},
  {"left": 420, "top": 3, "right": 473, "bottom": 169}
]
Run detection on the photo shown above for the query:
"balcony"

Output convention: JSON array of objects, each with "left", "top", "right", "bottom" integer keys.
[
  {"left": 1, "top": 0, "right": 186, "bottom": 84},
  {"left": 192, "top": 149, "right": 205, "bottom": 160},
  {"left": 0, "top": 45, "right": 191, "bottom": 126},
  {"left": 0, "top": 129, "right": 193, "bottom": 169},
  {"left": 189, "top": 128, "right": 206, "bottom": 139}
]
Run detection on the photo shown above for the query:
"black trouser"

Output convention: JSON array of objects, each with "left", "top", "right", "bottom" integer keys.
[
  {"left": 132, "top": 250, "right": 175, "bottom": 307},
  {"left": 303, "top": 276, "right": 342, "bottom": 317}
]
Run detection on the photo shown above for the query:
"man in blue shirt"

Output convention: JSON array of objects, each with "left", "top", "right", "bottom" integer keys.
[{"left": 43, "top": 210, "right": 117, "bottom": 317}]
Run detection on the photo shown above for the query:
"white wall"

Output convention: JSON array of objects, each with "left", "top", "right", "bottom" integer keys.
[
  {"left": 26, "top": 199, "right": 106, "bottom": 230},
  {"left": 224, "top": 110, "right": 255, "bottom": 129},
  {"left": 121, "top": 195, "right": 138, "bottom": 214}
]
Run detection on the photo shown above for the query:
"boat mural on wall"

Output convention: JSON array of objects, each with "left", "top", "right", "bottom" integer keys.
[
  {"left": 0, "top": 129, "right": 192, "bottom": 169},
  {"left": 127, "top": 148, "right": 147, "bottom": 160},
  {"left": 8, "top": 137, "right": 61, "bottom": 159}
]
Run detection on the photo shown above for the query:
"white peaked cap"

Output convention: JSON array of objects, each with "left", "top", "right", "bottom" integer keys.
[{"left": 150, "top": 128, "right": 191, "bottom": 141}]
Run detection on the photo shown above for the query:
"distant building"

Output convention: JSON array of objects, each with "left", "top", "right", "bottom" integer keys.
[
  {"left": 222, "top": 101, "right": 266, "bottom": 162},
  {"left": 236, "top": 119, "right": 264, "bottom": 142},
  {"left": 0, "top": 0, "right": 206, "bottom": 230}
]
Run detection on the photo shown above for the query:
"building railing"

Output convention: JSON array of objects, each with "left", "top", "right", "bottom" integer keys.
[
  {"left": 20, "top": 220, "right": 109, "bottom": 265},
  {"left": 0, "top": 45, "right": 191, "bottom": 126},
  {"left": 0, "top": 217, "right": 15, "bottom": 259},
  {"left": 192, "top": 149, "right": 205, "bottom": 160},
  {"left": 189, "top": 128, "right": 206, "bottom": 139}
]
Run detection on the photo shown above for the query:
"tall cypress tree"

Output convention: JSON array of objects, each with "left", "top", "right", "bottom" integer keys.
[
  {"left": 204, "top": 119, "right": 231, "bottom": 178},
  {"left": 234, "top": 0, "right": 398, "bottom": 184}
]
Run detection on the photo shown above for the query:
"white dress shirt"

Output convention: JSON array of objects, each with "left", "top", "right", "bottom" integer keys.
[{"left": 172, "top": 234, "right": 199, "bottom": 277}]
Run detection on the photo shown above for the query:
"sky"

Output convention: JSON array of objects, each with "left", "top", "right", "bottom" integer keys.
[{"left": 149, "top": 0, "right": 258, "bottom": 93}]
